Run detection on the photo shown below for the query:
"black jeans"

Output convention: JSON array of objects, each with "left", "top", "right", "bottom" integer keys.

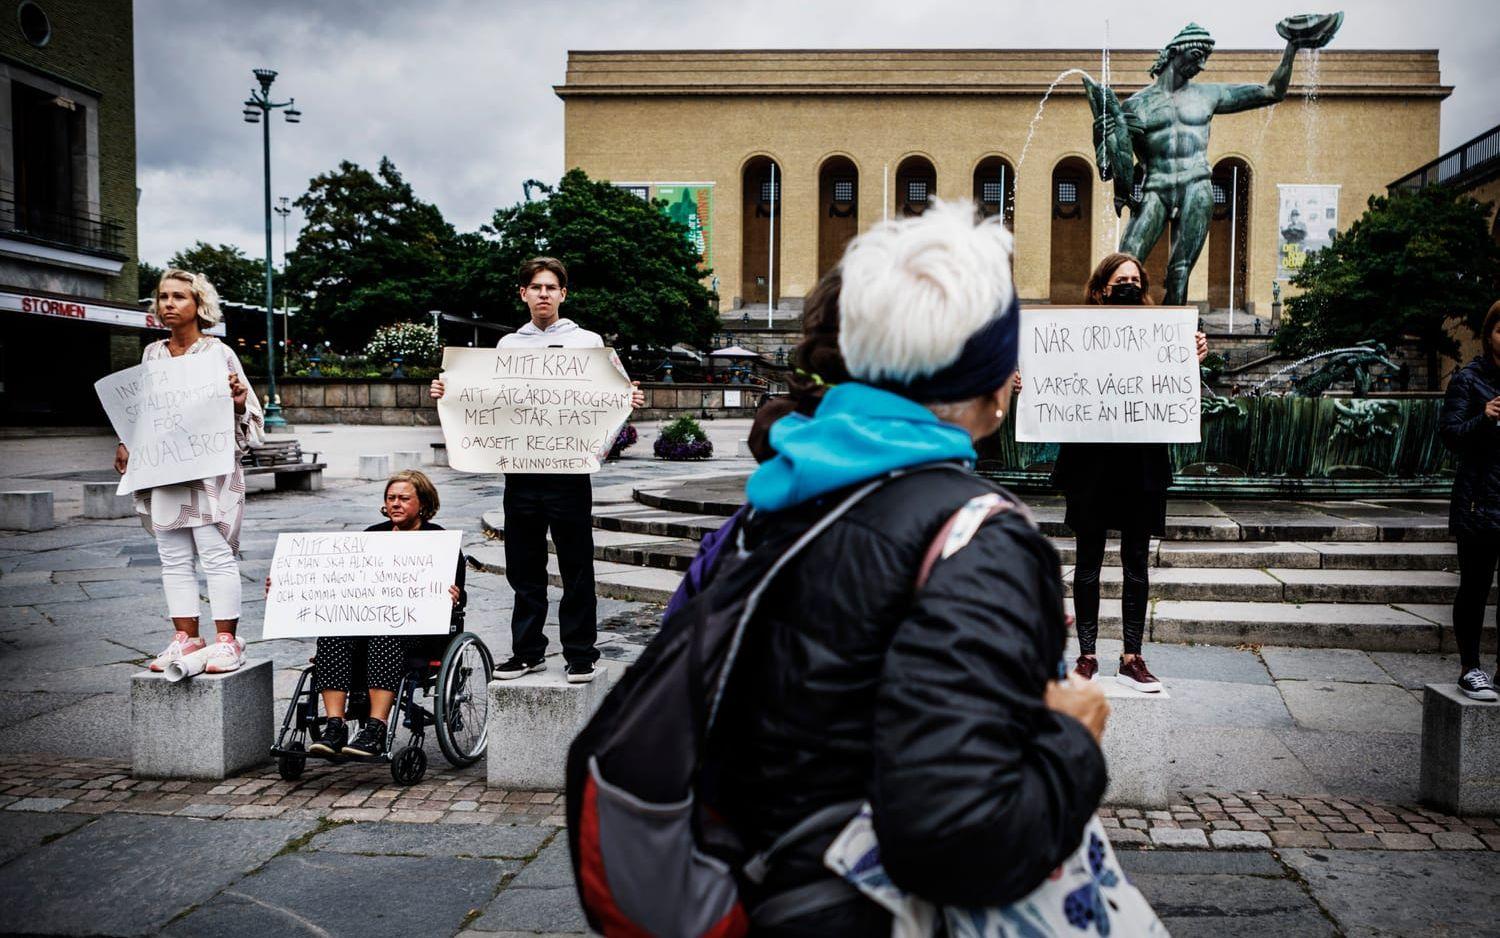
[
  {"left": 1073, "top": 525, "right": 1152, "bottom": 656},
  {"left": 1454, "top": 533, "right": 1500, "bottom": 672},
  {"left": 503, "top": 474, "right": 598, "bottom": 667}
]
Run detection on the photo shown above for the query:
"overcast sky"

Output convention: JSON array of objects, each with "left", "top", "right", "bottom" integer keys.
[{"left": 133, "top": 0, "right": 1499, "bottom": 266}]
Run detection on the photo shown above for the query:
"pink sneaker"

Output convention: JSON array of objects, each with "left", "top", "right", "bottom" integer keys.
[
  {"left": 203, "top": 633, "right": 246, "bottom": 673},
  {"left": 149, "top": 632, "right": 206, "bottom": 672}
]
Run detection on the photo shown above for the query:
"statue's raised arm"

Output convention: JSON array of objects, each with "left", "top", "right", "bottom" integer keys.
[{"left": 1214, "top": 12, "right": 1343, "bottom": 115}]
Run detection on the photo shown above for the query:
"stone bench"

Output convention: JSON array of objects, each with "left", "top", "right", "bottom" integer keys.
[
  {"left": 391, "top": 450, "right": 424, "bottom": 471},
  {"left": 487, "top": 669, "right": 613, "bottom": 789},
  {"left": 82, "top": 481, "right": 134, "bottom": 519},
  {"left": 130, "top": 659, "right": 273, "bottom": 780},
  {"left": 1421, "top": 683, "right": 1500, "bottom": 815},
  {"left": 244, "top": 462, "right": 326, "bottom": 491},
  {"left": 431, "top": 442, "right": 449, "bottom": 467},
  {"left": 359, "top": 454, "right": 391, "bottom": 480},
  {"left": 0, "top": 490, "right": 53, "bottom": 531},
  {"left": 1100, "top": 680, "right": 1171, "bottom": 809}
]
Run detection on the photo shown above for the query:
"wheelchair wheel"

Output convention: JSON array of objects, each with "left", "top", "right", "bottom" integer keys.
[
  {"left": 391, "top": 745, "right": 427, "bottom": 785},
  {"left": 278, "top": 742, "right": 306, "bottom": 781},
  {"left": 435, "top": 633, "right": 493, "bottom": 767}
]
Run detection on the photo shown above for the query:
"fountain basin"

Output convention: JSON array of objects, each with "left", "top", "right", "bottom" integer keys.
[{"left": 978, "top": 393, "right": 1454, "bottom": 498}]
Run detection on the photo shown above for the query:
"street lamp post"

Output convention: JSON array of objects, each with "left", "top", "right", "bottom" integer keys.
[
  {"left": 242, "top": 68, "right": 300, "bottom": 429},
  {"left": 273, "top": 195, "right": 291, "bottom": 375}
]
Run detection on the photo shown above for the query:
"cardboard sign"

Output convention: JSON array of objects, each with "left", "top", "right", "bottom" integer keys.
[
  {"left": 1016, "top": 307, "right": 1202, "bottom": 444},
  {"left": 262, "top": 530, "right": 462, "bottom": 639},
  {"left": 93, "top": 354, "right": 235, "bottom": 494},
  {"left": 436, "top": 346, "right": 633, "bottom": 474}
]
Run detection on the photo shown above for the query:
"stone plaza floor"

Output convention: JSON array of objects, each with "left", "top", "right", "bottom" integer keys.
[{"left": 2, "top": 425, "right": 1499, "bottom": 935}]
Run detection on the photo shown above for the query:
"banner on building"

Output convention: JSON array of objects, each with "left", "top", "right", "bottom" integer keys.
[
  {"left": 436, "top": 346, "right": 633, "bottom": 474},
  {"left": 617, "top": 182, "right": 714, "bottom": 271},
  {"left": 1016, "top": 306, "right": 1202, "bottom": 444},
  {"left": 262, "top": 530, "right": 462, "bottom": 639},
  {"left": 1276, "top": 184, "right": 1341, "bottom": 281},
  {"left": 93, "top": 354, "right": 236, "bottom": 494}
]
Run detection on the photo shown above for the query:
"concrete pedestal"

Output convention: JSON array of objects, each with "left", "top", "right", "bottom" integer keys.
[
  {"left": 431, "top": 443, "right": 449, "bottom": 467},
  {"left": 391, "top": 450, "right": 423, "bottom": 471},
  {"left": 487, "top": 669, "right": 613, "bottom": 789},
  {"left": 358, "top": 454, "right": 391, "bottom": 480},
  {"left": 1100, "top": 680, "right": 1171, "bottom": 809},
  {"left": 0, "top": 490, "right": 54, "bottom": 531},
  {"left": 82, "top": 482, "right": 134, "bottom": 519},
  {"left": 1421, "top": 682, "right": 1500, "bottom": 815},
  {"left": 130, "top": 659, "right": 273, "bottom": 780}
]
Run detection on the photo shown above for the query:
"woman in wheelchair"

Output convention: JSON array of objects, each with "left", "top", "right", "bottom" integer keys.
[{"left": 306, "top": 469, "right": 466, "bottom": 760}]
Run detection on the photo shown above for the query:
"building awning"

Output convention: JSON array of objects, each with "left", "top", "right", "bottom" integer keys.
[
  {"left": 709, "top": 345, "right": 761, "bottom": 358},
  {"left": 3, "top": 287, "right": 226, "bottom": 336}
]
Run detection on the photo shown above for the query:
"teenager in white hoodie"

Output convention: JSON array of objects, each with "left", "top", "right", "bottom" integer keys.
[{"left": 432, "top": 257, "right": 643, "bottom": 683}]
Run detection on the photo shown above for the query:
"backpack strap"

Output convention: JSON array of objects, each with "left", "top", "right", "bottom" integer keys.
[{"left": 915, "top": 492, "right": 1031, "bottom": 590}]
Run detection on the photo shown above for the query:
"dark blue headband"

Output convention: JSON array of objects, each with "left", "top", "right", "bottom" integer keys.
[{"left": 869, "top": 295, "right": 1020, "bottom": 403}]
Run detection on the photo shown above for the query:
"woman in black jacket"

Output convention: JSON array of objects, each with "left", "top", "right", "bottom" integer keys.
[
  {"left": 714, "top": 201, "right": 1110, "bottom": 935},
  {"left": 1440, "top": 300, "right": 1500, "bottom": 700},
  {"left": 1050, "top": 252, "right": 1206, "bottom": 691}
]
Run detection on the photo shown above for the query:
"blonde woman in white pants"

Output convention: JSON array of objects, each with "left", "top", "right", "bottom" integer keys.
[{"left": 115, "top": 269, "right": 263, "bottom": 674}]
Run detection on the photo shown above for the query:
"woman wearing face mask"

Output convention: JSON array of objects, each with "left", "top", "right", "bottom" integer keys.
[{"left": 1052, "top": 253, "right": 1207, "bottom": 691}]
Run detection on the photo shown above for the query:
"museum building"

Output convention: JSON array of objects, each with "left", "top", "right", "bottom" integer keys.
[{"left": 557, "top": 47, "right": 1449, "bottom": 319}]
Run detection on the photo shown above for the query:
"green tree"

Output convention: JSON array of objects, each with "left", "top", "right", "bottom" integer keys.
[
  {"left": 481, "top": 169, "right": 717, "bottom": 350},
  {"left": 1273, "top": 185, "right": 1500, "bottom": 386},
  {"left": 284, "top": 157, "right": 457, "bottom": 349},
  {"left": 137, "top": 259, "right": 164, "bottom": 300},
  {"left": 167, "top": 242, "right": 266, "bottom": 306}
]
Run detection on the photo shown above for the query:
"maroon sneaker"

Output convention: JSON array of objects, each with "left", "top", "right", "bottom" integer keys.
[
  {"left": 1074, "top": 655, "right": 1098, "bottom": 681},
  {"left": 1117, "top": 656, "right": 1163, "bottom": 693}
]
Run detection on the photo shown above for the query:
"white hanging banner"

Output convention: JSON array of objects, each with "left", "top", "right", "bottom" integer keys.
[
  {"left": 1016, "top": 306, "right": 1201, "bottom": 444},
  {"left": 93, "top": 354, "right": 236, "bottom": 494},
  {"left": 262, "top": 530, "right": 462, "bottom": 639}
]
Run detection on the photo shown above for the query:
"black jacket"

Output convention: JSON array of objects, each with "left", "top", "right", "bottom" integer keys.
[
  {"left": 713, "top": 467, "right": 1107, "bottom": 913},
  {"left": 1440, "top": 357, "right": 1500, "bottom": 538}
]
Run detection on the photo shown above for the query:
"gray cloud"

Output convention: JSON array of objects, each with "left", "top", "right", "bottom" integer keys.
[{"left": 135, "top": 0, "right": 1499, "bottom": 265}]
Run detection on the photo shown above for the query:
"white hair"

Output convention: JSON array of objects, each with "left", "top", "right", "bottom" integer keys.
[
  {"left": 154, "top": 268, "right": 224, "bottom": 328},
  {"left": 836, "top": 199, "right": 1016, "bottom": 385}
]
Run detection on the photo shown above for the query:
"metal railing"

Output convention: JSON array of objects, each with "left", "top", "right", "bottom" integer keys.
[
  {"left": 1389, "top": 124, "right": 1500, "bottom": 192},
  {"left": 0, "top": 194, "right": 125, "bottom": 255}
]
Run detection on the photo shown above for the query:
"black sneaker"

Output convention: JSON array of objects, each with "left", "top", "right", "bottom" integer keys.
[
  {"left": 566, "top": 661, "right": 597, "bottom": 684},
  {"left": 1459, "top": 669, "right": 1498, "bottom": 702},
  {"left": 493, "top": 656, "right": 546, "bottom": 680},
  {"left": 342, "top": 719, "right": 388, "bottom": 759},
  {"left": 308, "top": 717, "right": 347, "bottom": 757}
]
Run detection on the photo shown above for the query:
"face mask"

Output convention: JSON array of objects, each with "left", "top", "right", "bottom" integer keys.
[{"left": 1105, "top": 283, "right": 1144, "bottom": 305}]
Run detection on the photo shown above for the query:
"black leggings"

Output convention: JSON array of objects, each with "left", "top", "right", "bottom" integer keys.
[
  {"left": 1073, "top": 526, "right": 1152, "bottom": 656},
  {"left": 315, "top": 637, "right": 412, "bottom": 693},
  {"left": 1454, "top": 534, "right": 1500, "bottom": 672}
]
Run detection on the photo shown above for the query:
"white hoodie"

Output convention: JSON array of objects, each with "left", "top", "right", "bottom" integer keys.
[{"left": 498, "top": 317, "right": 603, "bottom": 349}]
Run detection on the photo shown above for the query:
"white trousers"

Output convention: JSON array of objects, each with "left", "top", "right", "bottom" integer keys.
[{"left": 155, "top": 525, "right": 241, "bottom": 621}]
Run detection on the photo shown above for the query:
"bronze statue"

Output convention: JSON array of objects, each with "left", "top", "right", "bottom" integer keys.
[{"left": 1083, "top": 13, "right": 1343, "bottom": 305}]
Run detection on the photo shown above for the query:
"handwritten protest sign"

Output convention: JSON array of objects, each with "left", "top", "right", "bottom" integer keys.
[
  {"left": 93, "top": 354, "right": 235, "bottom": 495},
  {"left": 1016, "top": 306, "right": 1201, "bottom": 444},
  {"left": 436, "top": 346, "right": 633, "bottom": 474},
  {"left": 262, "top": 530, "right": 462, "bottom": 639}
]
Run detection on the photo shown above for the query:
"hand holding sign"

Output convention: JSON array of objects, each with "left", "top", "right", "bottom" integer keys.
[
  {"left": 435, "top": 347, "right": 634, "bottom": 473},
  {"left": 1016, "top": 307, "right": 1202, "bottom": 444},
  {"left": 95, "top": 355, "right": 236, "bottom": 494}
]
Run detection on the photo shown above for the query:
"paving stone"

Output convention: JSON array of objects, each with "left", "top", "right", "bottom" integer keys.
[
  {"left": 1325, "top": 832, "right": 1382, "bottom": 849},
  {"left": 1107, "top": 827, "right": 1149, "bottom": 846},
  {"left": 166, "top": 852, "right": 510, "bottom": 938},
  {"left": 1282, "top": 849, "right": 1500, "bottom": 936},
  {"left": 1375, "top": 831, "right": 1435, "bottom": 850},
  {"left": 1209, "top": 830, "right": 1273, "bottom": 849},
  {"left": 0, "top": 814, "right": 315, "bottom": 936},
  {"left": 310, "top": 821, "right": 552, "bottom": 858},
  {"left": 471, "top": 884, "right": 588, "bottom": 935},
  {"left": 1270, "top": 829, "right": 1330, "bottom": 848},
  {"left": 1149, "top": 826, "right": 1209, "bottom": 848},
  {"left": 3, "top": 796, "right": 72, "bottom": 812},
  {"left": 1120, "top": 850, "right": 1335, "bottom": 937},
  {"left": 1260, "top": 646, "right": 1393, "bottom": 684},
  {"left": 1167, "top": 727, "right": 1325, "bottom": 795},
  {"left": 1278, "top": 680, "right": 1423, "bottom": 735},
  {"left": 1161, "top": 678, "right": 1293, "bottom": 729},
  {"left": 1432, "top": 831, "right": 1486, "bottom": 850},
  {"left": 0, "top": 811, "right": 89, "bottom": 866}
]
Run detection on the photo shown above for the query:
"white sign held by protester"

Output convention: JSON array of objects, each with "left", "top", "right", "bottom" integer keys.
[
  {"left": 436, "top": 346, "right": 633, "bottom": 474},
  {"left": 262, "top": 530, "right": 462, "bottom": 639},
  {"left": 1016, "top": 306, "right": 1202, "bottom": 444},
  {"left": 93, "top": 354, "right": 235, "bottom": 495}
]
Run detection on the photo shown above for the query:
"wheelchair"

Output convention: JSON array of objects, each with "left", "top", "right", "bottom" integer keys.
[{"left": 271, "top": 629, "right": 493, "bottom": 786}]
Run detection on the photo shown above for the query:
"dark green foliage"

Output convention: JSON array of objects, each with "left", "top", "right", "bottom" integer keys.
[
  {"left": 283, "top": 158, "right": 458, "bottom": 348},
  {"left": 483, "top": 169, "right": 718, "bottom": 350},
  {"left": 167, "top": 242, "right": 266, "bottom": 306},
  {"left": 137, "top": 260, "right": 164, "bottom": 301},
  {"left": 1273, "top": 186, "right": 1500, "bottom": 364}
]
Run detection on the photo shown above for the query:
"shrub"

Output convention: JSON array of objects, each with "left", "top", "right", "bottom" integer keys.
[
  {"left": 653, "top": 416, "right": 713, "bottom": 460},
  {"left": 363, "top": 321, "right": 440, "bottom": 367},
  {"left": 607, "top": 423, "right": 639, "bottom": 460}
]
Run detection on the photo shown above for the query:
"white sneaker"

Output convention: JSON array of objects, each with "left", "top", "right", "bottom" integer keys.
[
  {"left": 203, "top": 633, "right": 246, "bottom": 673},
  {"left": 149, "top": 631, "right": 206, "bottom": 672}
]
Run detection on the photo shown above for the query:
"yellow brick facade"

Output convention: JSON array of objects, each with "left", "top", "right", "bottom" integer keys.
[{"left": 559, "top": 49, "right": 1446, "bottom": 318}]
